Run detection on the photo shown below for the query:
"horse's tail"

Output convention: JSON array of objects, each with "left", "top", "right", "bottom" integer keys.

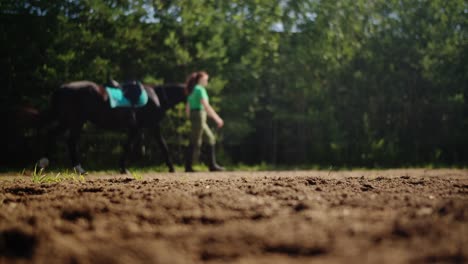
[
  {"left": 1, "top": 105, "right": 42, "bottom": 168},
  {"left": 37, "top": 88, "right": 63, "bottom": 129},
  {"left": 12, "top": 105, "right": 42, "bottom": 130}
]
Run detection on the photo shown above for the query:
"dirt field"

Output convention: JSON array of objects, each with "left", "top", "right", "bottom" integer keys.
[{"left": 0, "top": 169, "right": 467, "bottom": 263}]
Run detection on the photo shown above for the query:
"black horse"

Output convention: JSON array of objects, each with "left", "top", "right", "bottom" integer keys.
[{"left": 38, "top": 81, "right": 186, "bottom": 174}]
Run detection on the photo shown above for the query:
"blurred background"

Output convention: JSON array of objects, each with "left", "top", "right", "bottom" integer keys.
[{"left": 1, "top": 0, "right": 467, "bottom": 170}]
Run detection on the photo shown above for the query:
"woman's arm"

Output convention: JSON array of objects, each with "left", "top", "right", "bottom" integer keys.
[
  {"left": 201, "top": 99, "right": 224, "bottom": 128},
  {"left": 185, "top": 102, "right": 190, "bottom": 118}
]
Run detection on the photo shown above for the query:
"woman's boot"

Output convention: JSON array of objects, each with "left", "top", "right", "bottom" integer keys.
[
  {"left": 185, "top": 144, "right": 196, "bottom": 172},
  {"left": 207, "top": 145, "right": 225, "bottom": 172}
]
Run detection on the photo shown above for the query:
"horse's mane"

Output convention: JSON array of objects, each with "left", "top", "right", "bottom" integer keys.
[
  {"left": 143, "top": 83, "right": 185, "bottom": 108},
  {"left": 145, "top": 83, "right": 184, "bottom": 89}
]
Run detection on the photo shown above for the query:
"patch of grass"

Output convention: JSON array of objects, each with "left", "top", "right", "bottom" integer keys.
[
  {"left": 31, "top": 165, "right": 85, "bottom": 184},
  {"left": 130, "top": 171, "right": 143, "bottom": 181},
  {"left": 227, "top": 162, "right": 328, "bottom": 171},
  {"left": 1, "top": 163, "right": 465, "bottom": 178},
  {"left": 230, "top": 162, "right": 270, "bottom": 171}
]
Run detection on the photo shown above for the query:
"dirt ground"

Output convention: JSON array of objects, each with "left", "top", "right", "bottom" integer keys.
[{"left": 0, "top": 169, "right": 467, "bottom": 264}]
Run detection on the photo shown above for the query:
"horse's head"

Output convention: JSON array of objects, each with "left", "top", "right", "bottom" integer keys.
[{"left": 150, "top": 83, "right": 187, "bottom": 109}]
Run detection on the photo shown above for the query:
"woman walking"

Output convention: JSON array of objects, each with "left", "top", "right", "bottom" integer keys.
[{"left": 184, "top": 71, "right": 225, "bottom": 172}]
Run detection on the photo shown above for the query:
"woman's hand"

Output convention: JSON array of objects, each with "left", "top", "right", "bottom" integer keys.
[
  {"left": 185, "top": 103, "right": 190, "bottom": 118},
  {"left": 201, "top": 99, "right": 224, "bottom": 128},
  {"left": 215, "top": 117, "right": 224, "bottom": 128}
]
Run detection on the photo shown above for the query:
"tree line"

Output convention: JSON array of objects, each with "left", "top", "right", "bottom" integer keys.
[{"left": 1, "top": 0, "right": 467, "bottom": 169}]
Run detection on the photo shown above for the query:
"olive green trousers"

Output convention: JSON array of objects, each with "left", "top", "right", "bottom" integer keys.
[{"left": 190, "top": 110, "right": 216, "bottom": 163}]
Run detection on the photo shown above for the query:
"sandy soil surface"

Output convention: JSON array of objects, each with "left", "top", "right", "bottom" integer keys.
[{"left": 0, "top": 169, "right": 467, "bottom": 263}]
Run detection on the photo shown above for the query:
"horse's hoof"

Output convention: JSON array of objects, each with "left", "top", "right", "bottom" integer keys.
[
  {"left": 169, "top": 168, "right": 175, "bottom": 173},
  {"left": 73, "top": 164, "right": 88, "bottom": 175},
  {"left": 120, "top": 169, "right": 130, "bottom": 175},
  {"left": 37, "top": 157, "right": 49, "bottom": 169}
]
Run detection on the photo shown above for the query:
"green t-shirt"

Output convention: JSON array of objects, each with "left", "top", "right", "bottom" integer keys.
[{"left": 188, "top": 84, "right": 209, "bottom": 110}]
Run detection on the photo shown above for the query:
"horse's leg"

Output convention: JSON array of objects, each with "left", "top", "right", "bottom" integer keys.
[
  {"left": 130, "top": 131, "right": 145, "bottom": 161},
  {"left": 67, "top": 123, "right": 86, "bottom": 175},
  {"left": 154, "top": 126, "right": 175, "bottom": 173},
  {"left": 38, "top": 123, "right": 67, "bottom": 169},
  {"left": 119, "top": 126, "right": 138, "bottom": 174}
]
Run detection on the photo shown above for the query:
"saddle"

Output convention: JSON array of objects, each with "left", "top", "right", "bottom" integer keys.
[
  {"left": 122, "top": 81, "right": 143, "bottom": 105},
  {"left": 97, "top": 80, "right": 160, "bottom": 109},
  {"left": 105, "top": 81, "right": 149, "bottom": 108}
]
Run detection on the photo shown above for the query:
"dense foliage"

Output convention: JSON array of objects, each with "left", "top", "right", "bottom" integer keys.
[{"left": 1, "top": 0, "right": 467, "bottom": 168}]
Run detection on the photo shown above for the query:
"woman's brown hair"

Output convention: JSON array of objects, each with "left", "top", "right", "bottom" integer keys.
[{"left": 185, "top": 71, "right": 208, "bottom": 95}]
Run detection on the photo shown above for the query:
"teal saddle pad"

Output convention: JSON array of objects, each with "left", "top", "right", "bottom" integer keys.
[{"left": 106, "top": 86, "right": 148, "bottom": 108}]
